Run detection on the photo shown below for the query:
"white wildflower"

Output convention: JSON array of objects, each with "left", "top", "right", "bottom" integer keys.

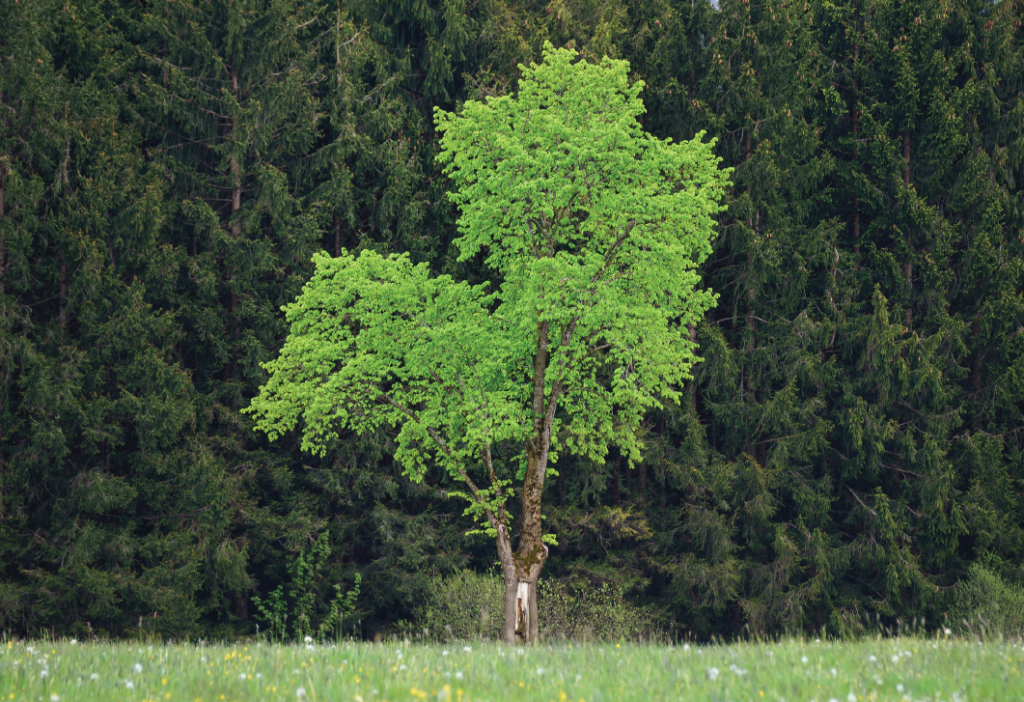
[
  {"left": 39, "top": 670, "right": 48, "bottom": 679},
  {"left": 831, "top": 667, "right": 838, "bottom": 677},
  {"left": 89, "top": 674, "right": 99, "bottom": 681},
  {"left": 239, "top": 673, "right": 247, "bottom": 680},
  {"left": 896, "top": 683, "right": 904, "bottom": 693},
  {"left": 706, "top": 667, "right": 720, "bottom": 682},
  {"left": 683, "top": 644, "right": 690, "bottom": 651},
  {"left": 441, "top": 650, "right": 449, "bottom": 656},
  {"left": 463, "top": 646, "right": 472, "bottom": 652},
  {"left": 575, "top": 674, "right": 582, "bottom": 683},
  {"left": 125, "top": 681, "right": 134, "bottom": 690},
  {"left": 455, "top": 672, "right": 463, "bottom": 680},
  {"left": 133, "top": 663, "right": 143, "bottom": 674},
  {"left": 70, "top": 639, "right": 77, "bottom": 645},
  {"left": 891, "top": 654, "right": 900, "bottom": 664},
  {"left": 943, "top": 627, "right": 952, "bottom": 636},
  {"left": 304, "top": 636, "right": 313, "bottom": 644},
  {"left": 200, "top": 656, "right": 207, "bottom": 663},
  {"left": 801, "top": 656, "right": 809, "bottom": 664},
  {"left": 256, "top": 673, "right": 263, "bottom": 680},
  {"left": 536, "top": 667, "right": 544, "bottom": 676},
  {"left": 296, "top": 686, "right": 307, "bottom": 698},
  {"left": 399, "top": 664, "right": 407, "bottom": 671},
  {"left": 306, "top": 643, "right": 314, "bottom": 651},
  {"left": 848, "top": 694, "right": 857, "bottom": 702},
  {"left": 868, "top": 655, "right": 877, "bottom": 663},
  {"left": 50, "top": 694, "right": 60, "bottom": 702}
]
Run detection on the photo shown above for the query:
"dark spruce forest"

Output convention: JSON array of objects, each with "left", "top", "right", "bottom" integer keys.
[{"left": 1, "top": 0, "right": 1023, "bottom": 641}]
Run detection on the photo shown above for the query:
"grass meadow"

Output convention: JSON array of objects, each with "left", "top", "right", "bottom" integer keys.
[{"left": 0, "top": 637, "right": 1021, "bottom": 702}]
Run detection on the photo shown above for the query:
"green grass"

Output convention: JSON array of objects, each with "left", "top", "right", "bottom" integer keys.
[{"left": 0, "top": 637, "right": 1021, "bottom": 702}]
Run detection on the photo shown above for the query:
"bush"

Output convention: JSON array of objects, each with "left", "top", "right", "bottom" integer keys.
[
  {"left": 951, "top": 563, "right": 1024, "bottom": 640},
  {"left": 414, "top": 570, "right": 666, "bottom": 642}
]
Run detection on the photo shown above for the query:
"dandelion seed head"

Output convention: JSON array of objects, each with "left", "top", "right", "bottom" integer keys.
[
  {"left": 134, "top": 663, "right": 143, "bottom": 674},
  {"left": 296, "top": 686, "right": 307, "bottom": 698}
]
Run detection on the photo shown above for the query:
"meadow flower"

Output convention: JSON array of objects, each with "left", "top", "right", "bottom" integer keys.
[
  {"left": 442, "top": 650, "right": 449, "bottom": 656},
  {"left": 536, "top": 667, "right": 544, "bottom": 675},
  {"left": 296, "top": 686, "right": 307, "bottom": 698},
  {"left": 134, "top": 663, "right": 143, "bottom": 674},
  {"left": 848, "top": 694, "right": 857, "bottom": 702},
  {"left": 868, "top": 655, "right": 877, "bottom": 663},
  {"left": 830, "top": 667, "right": 837, "bottom": 677},
  {"left": 50, "top": 694, "right": 59, "bottom": 701},
  {"left": 943, "top": 627, "right": 952, "bottom": 636},
  {"left": 895, "top": 683, "right": 904, "bottom": 693},
  {"left": 706, "top": 667, "right": 719, "bottom": 681},
  {"left": 891, "top": 654, "right": 899, "bottom": 664},
  {"left": 801, "top": 656, "right": 809, "bottom": 664},
  {"left": 455, "top": 672, "right": 463, "bottom": 680},
  {"left": 239, "top": 673, "right": 247, "bottom": 680},
  {"left": 39, "top": 670, "right": 48, "bottom": 679},
  {"left": 306, "top": 643, "right": 314, "bottom": 651},
  {"left": 89, "top": 673, "right": 99, "bottom": 681},
  {"left": 683, "top": 644, "right": 690, "bottom": 651},
  {"left": 304, "top": 636, "right": 313, "bottom": 644},
  {"left": 463, "top": 646, "right": 472, "bottom": 652},
  {"left": 125, "top": 681, "right": 134, "bottom": 690}
]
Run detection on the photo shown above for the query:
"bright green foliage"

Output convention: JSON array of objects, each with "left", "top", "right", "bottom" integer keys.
[
  {"left": 248, "top": 45, "right": 727, "bottom": 542},
  {"left": 252, "top": 531, "right": 361, "bottom": 641}
]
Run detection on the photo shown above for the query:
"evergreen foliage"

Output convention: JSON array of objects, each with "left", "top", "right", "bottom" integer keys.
[{"left": 1, "top": 0, "right": 1022, "bottom": 640}]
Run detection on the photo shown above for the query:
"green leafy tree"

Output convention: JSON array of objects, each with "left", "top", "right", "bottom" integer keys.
[{"left": 247, "top": 45, "right": 728, "bottom": 643}]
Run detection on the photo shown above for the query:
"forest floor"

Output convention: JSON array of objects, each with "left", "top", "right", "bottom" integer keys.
[{"left": 0, "top": 636, "right": 1020, "bottom": 702}]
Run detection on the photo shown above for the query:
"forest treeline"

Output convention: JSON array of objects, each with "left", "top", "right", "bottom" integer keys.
[{"left": 1, "top": 0, "right": 1022, "bottom": 640}]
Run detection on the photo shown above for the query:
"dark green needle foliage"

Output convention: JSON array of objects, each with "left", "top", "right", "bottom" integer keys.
[{"left": 0, "top": 0, "right": 1022, "bottom": 640}]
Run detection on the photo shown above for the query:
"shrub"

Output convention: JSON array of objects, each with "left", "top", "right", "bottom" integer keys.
[
  {"left": 951, "top": 563, "right": 1024, "bottom": 640},
  {"left": 414, "top": 570, "right": 666, "bottom": 642}
]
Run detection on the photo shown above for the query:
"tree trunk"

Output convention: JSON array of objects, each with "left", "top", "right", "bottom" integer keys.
[
  {"left": 902, "top": 130, "right": 913, "bottom": 327},
  {"left": 224, "top": 68, "right": 241, "bottom": 382}
]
